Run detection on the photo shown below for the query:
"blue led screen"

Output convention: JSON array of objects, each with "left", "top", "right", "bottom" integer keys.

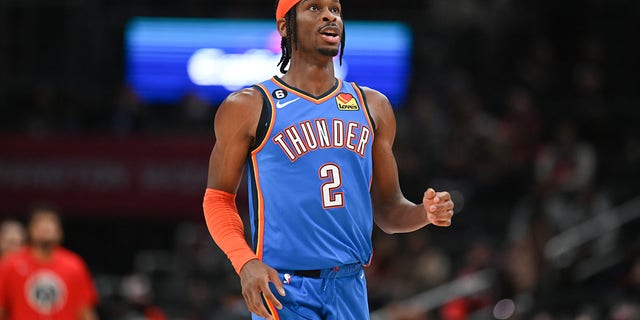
[{"left": 126, "top": 17, "right": 412, "bottom": 107}]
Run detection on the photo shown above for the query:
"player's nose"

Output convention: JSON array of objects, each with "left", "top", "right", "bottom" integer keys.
[{"left": 321, "top": 9, "right": 338, "bottom": 22}]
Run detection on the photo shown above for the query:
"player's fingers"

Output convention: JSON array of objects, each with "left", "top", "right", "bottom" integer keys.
[
  {"left": 254, "top": 298, "right": 273, "bottom": 319},
  {"left": 429, "top": 217, "right": 442, "bottom": 226},
  {"left": 440, "top": 201, "right": 454, "bottom": 211},
  {"left": 244, "top": 287, "right": 272, "bottom": 319},
  {"left": 433, "top": 211, "right": 452, "bottom": 224},
  {"left": 431, "top": 210, "right": 452, "bottom": 223},
  {"left": 424, "top": 188, "right": 436, "bottom": 201},
  {"left": 429, "top": 204, "right": 449, "bottom": 214},
  {"left": 436, "top": 209, "right": 454, "bottom": 219},
  {"left": 432, "top": 202, "right": 453, "bottom": 213},
  {"left": 262, "top": 282, "right": 283, "bottom": 310},
  {"left": 437, "top": 191, "right": 451, "bottom": 201},
  {"left": 268, "top": 268, "right": 286, "bottom": 297},
  {"left": 434, "top": 219, "right": 452, "bottom": 227}
]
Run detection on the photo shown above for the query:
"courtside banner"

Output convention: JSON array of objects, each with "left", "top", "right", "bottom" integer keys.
[{"left": 0, "top": 135, "right": 216, "bottom": 218}]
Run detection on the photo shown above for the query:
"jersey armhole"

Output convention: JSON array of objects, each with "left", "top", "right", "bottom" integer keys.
[
  {"left": 249, "top": 85, "right": 273, "bottom": 152},
  {"left": 354, "top": 83, "right": 377, "bottom": 131}
]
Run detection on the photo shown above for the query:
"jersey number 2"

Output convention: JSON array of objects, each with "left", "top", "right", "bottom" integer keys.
[{"left": 319, "top": 163, "right": 344, "bottom": 209}]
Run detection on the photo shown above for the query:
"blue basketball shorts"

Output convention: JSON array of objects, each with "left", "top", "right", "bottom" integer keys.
[{"left": 251, "top": 263, "right": 369, "bottom": 320}]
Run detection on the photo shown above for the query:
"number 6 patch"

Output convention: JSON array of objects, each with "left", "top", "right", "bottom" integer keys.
[{"left": 272, "top": 89, "right": 288, "bottom": 100}]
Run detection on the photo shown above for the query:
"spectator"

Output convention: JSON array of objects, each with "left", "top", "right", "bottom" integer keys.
[
  {"left": 0, "top": 220, "right": 25, "bottom": 260},
  {"left": 119, "top": 274, "right": 167, "bottom": 320},
  {"left": 535, "top": 122, "right": 598, "bottom": 233},
  {"left": 0, "top": 206, "right": 99, "bottom": 320}
]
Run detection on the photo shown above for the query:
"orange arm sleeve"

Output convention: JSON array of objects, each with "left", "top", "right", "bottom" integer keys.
[{"left": 203, "top": 188, "right": 258, "bottom": 274}]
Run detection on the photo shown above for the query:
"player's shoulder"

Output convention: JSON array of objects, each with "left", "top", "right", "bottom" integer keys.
[
  {"left": 357, "top": 86, "right": 390, "bottom": 105},
  {"left": 356, "top": 86, "right": 393, "bottom": 127},
  {"left": 221, "top": 87, "right": 264, "bottom": 109},
  {"left": 215, "top": 87, "right": 264, "bottom": 123}
]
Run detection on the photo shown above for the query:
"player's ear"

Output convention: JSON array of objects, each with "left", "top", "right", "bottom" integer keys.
[{"left": 277, "top": 18, "right": 287, "bottom": 38}]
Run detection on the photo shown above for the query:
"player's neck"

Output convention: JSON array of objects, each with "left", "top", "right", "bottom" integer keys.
[{"left": 281, "top": 56, "right": 336, "bottom": 97}]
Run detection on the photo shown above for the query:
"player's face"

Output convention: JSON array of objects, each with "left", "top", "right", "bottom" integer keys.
[
  {"left": 28, "top": 211, "right": 63, "bottom": 249},
  {"left": 294, "top": 0, "right": 343, "bottom": 57}
]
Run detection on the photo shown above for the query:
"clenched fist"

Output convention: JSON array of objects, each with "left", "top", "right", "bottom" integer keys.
[{"left": 423, "top": 188, "right": 454, "bottom": 227}]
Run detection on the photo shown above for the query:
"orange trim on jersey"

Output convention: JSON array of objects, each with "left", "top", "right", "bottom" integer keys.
[
  {"left": 250, "top": 155, "right": 266, "bottom": 260},
  {"left": 352, "top": 82, "right": 376, "bottom": 192},
  {"left": 251, "top": 84, "right": 277, "bottom": 260},
  {"left": 264, "top": 296, "right": 281, "bottom": 320},
  {"left": 254, "top": 83, "right": 278, "bottom": 153},
  {"left": 271, "top": 77, "right": 343, "bottom": 104},
  {"left": 353, "top": 82, "right": 376, "bottom": 263},
  {"left": 351, "top": 82, "right": 375, "bottom": 138}
]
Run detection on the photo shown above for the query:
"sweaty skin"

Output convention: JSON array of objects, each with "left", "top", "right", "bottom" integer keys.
[{"left": 205, "top": 0, "right": 454, "bottom": 318}]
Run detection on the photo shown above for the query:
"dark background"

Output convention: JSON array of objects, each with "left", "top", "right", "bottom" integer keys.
[{"left": 1, "top": 0, "right": 639, "bottom": 319}]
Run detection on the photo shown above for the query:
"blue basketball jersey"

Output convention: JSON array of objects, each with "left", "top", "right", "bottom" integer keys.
[{"left": 247, "top": 76, "right": 375, "bottom": 270}]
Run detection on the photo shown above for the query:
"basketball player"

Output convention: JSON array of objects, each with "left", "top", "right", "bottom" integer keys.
[
  {"left": 0, "top": 220, "right": 25, "bottom": 260},
  {"left": 202, "top": 0, "right": 455, "bottom": 319},
  {"left": 0, "top": 207, "right": 99, "bottom": 320}
]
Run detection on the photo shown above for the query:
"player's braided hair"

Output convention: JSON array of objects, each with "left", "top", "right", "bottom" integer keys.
[{"left": 276, "top": 0, "right": 346, "bottom": 74}]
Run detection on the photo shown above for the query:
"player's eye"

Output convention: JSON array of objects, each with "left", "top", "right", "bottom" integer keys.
[
  {"left": 330, "top": 6, "right": 341, "bottom": 14},
  {"left": 309, "top": 4, "right": 319, "bottom": 11}
]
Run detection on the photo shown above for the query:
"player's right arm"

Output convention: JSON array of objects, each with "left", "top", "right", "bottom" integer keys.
[{"left": 203, "top": 88, "right": 284, "bottom": 320}]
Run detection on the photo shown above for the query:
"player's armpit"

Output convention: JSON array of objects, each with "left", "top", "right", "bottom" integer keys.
[{"left": 203, "top": 188, "right": 258, "bottom": 274}]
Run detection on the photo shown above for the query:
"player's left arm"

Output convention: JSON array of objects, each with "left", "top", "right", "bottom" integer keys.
[{"left": 363, "top": 87, "right": 454, "bottom": 234}]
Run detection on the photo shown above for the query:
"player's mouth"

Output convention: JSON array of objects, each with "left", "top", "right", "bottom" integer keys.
[{"left": 319, "top": 26, "right": 341, "bottom": 45}]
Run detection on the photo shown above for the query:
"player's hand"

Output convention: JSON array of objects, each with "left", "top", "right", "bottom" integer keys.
[
  {"left": 423, "top": 188, "right": 454, "bottom": 227},
  {"left": 239, "top": 259, "right": 286, "bottom": 319}
]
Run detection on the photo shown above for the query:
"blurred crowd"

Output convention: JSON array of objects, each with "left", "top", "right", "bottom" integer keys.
[{"left": 1, "top": 0, "right": 639, "bottom": 319}]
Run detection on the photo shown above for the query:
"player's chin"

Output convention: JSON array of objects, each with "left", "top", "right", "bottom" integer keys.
[{"left": 318, "top": 47, "right": 339, "bottom": 57}]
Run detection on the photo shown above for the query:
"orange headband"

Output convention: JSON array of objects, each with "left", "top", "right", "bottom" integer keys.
[{"left": 276, "top": 0, "right": 301, "bottom": 20}]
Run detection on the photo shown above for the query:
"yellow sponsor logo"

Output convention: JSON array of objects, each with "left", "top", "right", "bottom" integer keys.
[{"left": 336, "top": 93, "right": 360, "bottom": 111}]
